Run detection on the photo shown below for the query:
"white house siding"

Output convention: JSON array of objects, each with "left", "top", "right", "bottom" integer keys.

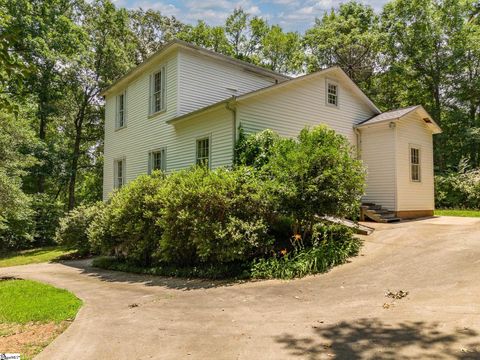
[
  {"left": 359, "top": 124, "right": 396, "bottom": 210},
  {"left": 168, "top": 107, "right": 234, "bottom": 170},
  {"left": 177, "top": 49, "right": 277, "bottom": 115},
  {"left": 103, "top": 51, "right": 239, "bottom": 199},
  {"left": 103, "top": 52, "right": 181, "bottom": 199},
  {"left": 236, "top": 73, "right": 375, "bottom": 145},
  {"left": 395, "top": 113, "right": 435, "bottom": 211}
]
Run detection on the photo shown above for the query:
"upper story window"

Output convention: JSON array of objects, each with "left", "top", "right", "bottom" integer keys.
[
  {"left": 196, "top": 137, "right": 210, "bottom": 168},
  {"left": 116, "top": 91, "right": 126, "bottom": 129},
  {"left": 410, "top": 147, "right": 421, "bottom": 182},
  {"left": 148, "top": 148, "right": 166, "bottom": 174},
  {"left": 150, "top": 67, "right": 166, "bottom": 114},
  {"left": 114, "top": 158, "right": 126, "bottom": 189},
  {"left": 326, "top": 80, "right": 338, "bottom": 107}
]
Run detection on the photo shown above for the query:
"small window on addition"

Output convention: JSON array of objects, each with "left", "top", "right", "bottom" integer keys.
[
  {"left": 149, "top": 148, "right": 166, "bottom": 174},
  {"left": 327, "top": 82, "right": 338, "bottom": 107},
  {"left": 196, "top": 137, "right": 210, "bottom": 168},
  {"left": 410, "top": 147, "right": 421, "bottom": 182}
]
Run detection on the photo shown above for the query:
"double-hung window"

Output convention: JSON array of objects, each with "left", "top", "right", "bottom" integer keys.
[
  {"left": 150, "top": 67, "right": 166, "bottom": 114},
  {"left": 148, "top": 148, "right": 166, "bottom": 174},
  {"left": 116, "top": 91, "right": 126, "bottom": 129},
  {"left": 410, "top": 147, "right": 421, "bottom": 182},
  {"left": 114, "top": 158, "right": 126, "bottom": 189},
  {"left": 326, "top": 81, "right": 338, "bottom": 107},
  {"left": 196, "top": 137, "right": 210, "bottom": 168}
]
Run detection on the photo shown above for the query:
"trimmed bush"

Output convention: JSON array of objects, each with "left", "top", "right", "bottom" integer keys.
[
  {"left": 155, "top": 166, "right": 274, "bottom": 265},
  {"left": 88, "top": 171, "right": 167, "bottom": 266},
  {"left": 55, "top": 202, "right": 104, "bottom": 255}
]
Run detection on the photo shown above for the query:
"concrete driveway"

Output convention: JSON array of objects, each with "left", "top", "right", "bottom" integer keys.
[{"left": 2, "top": 216, "right": 480, "bottom": 359}]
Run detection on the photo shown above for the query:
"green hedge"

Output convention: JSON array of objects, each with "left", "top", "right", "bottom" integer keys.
[{"left": 58, "top": 125, "right": 365, "bottom": 279}]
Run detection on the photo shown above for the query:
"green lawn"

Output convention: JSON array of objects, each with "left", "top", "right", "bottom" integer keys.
[
  {"left": 0, "top": 279, "right": 82, "bottom": 359},
  {"left": 435, "top": 209, "right": 480, "bottom": 217},
  {"left": 0, "top": 246, "right": 74, "bottom": 268},
  {"left": 0, "top": 279, "right": 82, "bottom": 323}
]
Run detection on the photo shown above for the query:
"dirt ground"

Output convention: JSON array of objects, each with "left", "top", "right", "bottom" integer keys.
[
  {"left": 0, "top": 322, "right": 70, "bottom": 359},
  {"left": 1, "top": 216, "right": 480, "bottom": 359}
]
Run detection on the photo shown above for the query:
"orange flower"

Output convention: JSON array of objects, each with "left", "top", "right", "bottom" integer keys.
[
  {"left": 294, "top": 234, "right": 302, "bottom": 241},
  {"left": 280, "top": 248, "right": 287, "bottom": 256}
]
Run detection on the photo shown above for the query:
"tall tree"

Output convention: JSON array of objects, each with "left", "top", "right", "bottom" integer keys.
[
  {"left": 129, "top": 8, "right": 184, "bottom": 64},
  {"left": 304, "top": 1, "right": 382, "bottom": 90},
  {"left": 64, "top": 0, "right": 136, "bottom": 209}
]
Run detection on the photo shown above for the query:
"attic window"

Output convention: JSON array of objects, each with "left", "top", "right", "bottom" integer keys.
[
  {"left": 326, "top": 81, "right": 338, "bottom": 107},
  {"left": 116, "top": 91, "right": 126, "bottom": 129}
]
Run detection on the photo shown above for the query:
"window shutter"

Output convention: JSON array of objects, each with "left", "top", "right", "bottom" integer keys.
[
  {"left": 148, "top": 74, "right": 152, "bottom": 115},
  {"left": 161, "top": 66, "right": 166, "bottom": 111},
  {"left": 123, "top": 90, "right": 127, "bottom": 126},
  {"left": 147, "top": 152, "right": 152, "bottom": 175},
  {"left": 115, "top": 95, "right": 118, "bottom": 128}
]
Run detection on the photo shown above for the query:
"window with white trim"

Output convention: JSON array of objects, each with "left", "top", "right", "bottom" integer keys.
[
  {"left": 410, "top": 147, "right": 421, "bottom": 182},
  {"left": 116, "top": 91, "right": 126, "bottom": 129},
  {"left": 196, "top": 137, "right": 210, "bottom": 168},
  {"left": 114, "top": 158, "right": 126, "bottom": 189},
  {"left": 327, "top": 81, "right": 338, "bottom": 107},
  {"left": 148, "top": 148, "right": 166, "bottom": 173},
  {"left": 150, "top": 67, "right": 166, "bottom": 114}
]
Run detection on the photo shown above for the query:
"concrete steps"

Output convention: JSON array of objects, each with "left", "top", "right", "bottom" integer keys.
[{"left": 361, "top": 203, "right": 401, "bottom": 223}]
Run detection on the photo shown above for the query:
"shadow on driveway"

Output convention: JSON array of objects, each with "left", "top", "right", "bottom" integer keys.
[
  {"left": 275, "top": 318, "right": 480, "bottom": 359},
  {"left": 61, "top": 258, "right": 244, "bottom": 291}
]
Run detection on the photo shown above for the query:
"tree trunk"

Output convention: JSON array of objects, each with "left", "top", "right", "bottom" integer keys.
[{"left": 68, "top": 123, "right": 82, "bottom": 210}]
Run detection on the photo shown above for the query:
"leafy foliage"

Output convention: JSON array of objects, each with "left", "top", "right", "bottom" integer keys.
[
  {"left": 156, "top": 166, "right": 273, "bottom": 265},
  {"left": 435, "top": 164, "right": 480, "bottom": 209},
  {"left": 250, "top": 224, "right": 361, "bottom": 279},
  {"left": 88, "top": 172, "right": 167, "bottom": 265},
  {"left": 55, "top": 203, "right": 104, "bottom": 255}
]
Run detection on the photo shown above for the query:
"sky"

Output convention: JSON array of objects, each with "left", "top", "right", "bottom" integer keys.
[{"left": 113, "top": 0, "right": 391, "bottom": 33}]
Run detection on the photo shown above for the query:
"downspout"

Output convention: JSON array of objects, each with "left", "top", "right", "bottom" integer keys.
[
  {"left": 354, "top": 127, "right": 361, "bottom": 160},
  {"left": 390, "top": 120, "right": 398, "bottom": 213},
  {"left": 226, "top": 97, "right": 237, "bottom": 165}
]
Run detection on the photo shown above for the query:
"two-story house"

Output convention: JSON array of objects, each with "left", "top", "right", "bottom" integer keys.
[{"left": 101, "top": 40, "right": 441, "bottom": 220}]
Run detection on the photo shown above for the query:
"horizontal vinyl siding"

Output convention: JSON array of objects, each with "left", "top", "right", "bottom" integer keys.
[
  {"left": 103, "top": 53, "right": 179, "bottom": 199},
  {"left": 169, "top": 107, "right": 234, "bottom": 170},
  {"left": 236, "top": 74, "right": 375, "bottom": 144},
  {"left": 178, "top": 49, "right": 276, "bottom": 115},
  {"left": 103, "top": 50, "right": 235, "bottom": 199},
  {"left": 360, "top": 124, "right": 396, "bottom": 210},
  {"left": 395, "top": 114, "right": 435, "bottom": 211}
]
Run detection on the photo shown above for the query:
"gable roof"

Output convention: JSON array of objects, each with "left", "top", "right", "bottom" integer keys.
[
  {"left": 355, "top": 105, "right": 442, "bottom": 134},
  {"left": 100, "top": 40, "right": 291, "bottom": 97},
  {"left": 167, "top": 66, "right": 382, "bottom": 125}
]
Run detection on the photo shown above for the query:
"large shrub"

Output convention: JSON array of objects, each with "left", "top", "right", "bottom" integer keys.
[
  {"left": 234, "top": 128, "right": 280, "bottom": 169},
  {"left": 55, "top": 202, "right": 104, "bottom": 255},
  {"left": 155, "top": 166, "right": 274, "bottom": 265},
  {"left": 435, "top": 168, "right": 480, "bottom": 209},
  {"left": 237, "top": 126, "right": 365, "bottom": 238},
  {"left": 88, "top": 172, "right": 167, "bottom": 265}
]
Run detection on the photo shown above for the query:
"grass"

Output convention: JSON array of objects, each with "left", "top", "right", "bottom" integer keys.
[
  {"left": 0, "top": 246, "right": 74, "bottom": 268},
  {"left": 0, "top": 279, "right": 82, "bottom": 360},
  {"left": 435, "top": 209, "right": 480, "bottom": 217},
  {"left": 0, "top": 279, "right": 82, "bottom": 323}
]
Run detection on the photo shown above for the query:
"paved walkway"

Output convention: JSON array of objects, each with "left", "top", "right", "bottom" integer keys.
[{"left": 2, "top": 216, "right": 480, "bottom": 359}]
